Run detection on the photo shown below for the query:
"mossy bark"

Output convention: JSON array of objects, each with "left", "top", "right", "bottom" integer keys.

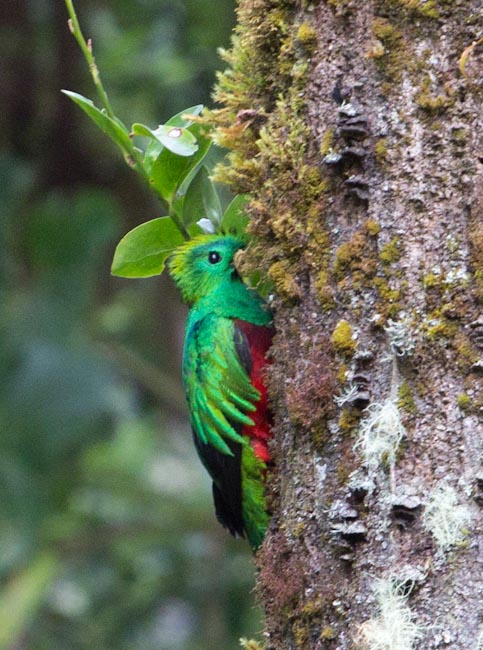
[{"left": 212, "top": 1, "right": 483, "bottom": 648}]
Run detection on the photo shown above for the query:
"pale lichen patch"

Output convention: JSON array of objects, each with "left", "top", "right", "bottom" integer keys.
[
  {"left": 355, "top": 399, "right": 406, "bottom": 469},
  {"left": 384, "top": 315, "right": 416, "bottom": 358},
  {"left": 422, "top": 483, "right": 472, "bottom": 551},
  {"left": 356, "top": 579, "right": 426, "bottom": 650}
]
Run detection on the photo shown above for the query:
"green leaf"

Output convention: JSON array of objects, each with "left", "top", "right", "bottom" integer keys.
[
  {"left": 62, "top": 90, "right": 132, "bottom": 155},
  {"left": 132, "top": 123, "right": 198, "bottom": 157},
  {"left": 182, "top": 166, "right": 222, "bottom": 228},
  {"left": 111, "top": 217, "right": 184, "bottom": 278},
  {"left": 187, "top": 222, "right": 205, "bottom": 238},
  {"left": 221, "top": 194, "right": 250, "bottom": 236},
  {"left": 149, "top": 123, "right": 212, "bottom": 203},
  {"left": 166, "top": 104, "right": 204, "bottom": 127},
  {"left": 0, "top": 552, "right": 58, "bottom": 648},
  {"left": 142, "top": 105, "right": 204, "bottom": 170}
]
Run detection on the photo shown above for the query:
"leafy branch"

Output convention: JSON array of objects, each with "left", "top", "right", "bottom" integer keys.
[
  {"left": 64, "top": 0, "right": 149, "bottom": 185},
  {"left": 63, "top": 0, "right": 248, "bottom": 279}
]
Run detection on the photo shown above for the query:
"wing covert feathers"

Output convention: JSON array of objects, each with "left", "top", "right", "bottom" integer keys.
[
  {"left": 184, "top": 313, "right": 272, "bottom": 549},
  {"left": 183, "top": 315, "right": 260, "bottom": 456}
]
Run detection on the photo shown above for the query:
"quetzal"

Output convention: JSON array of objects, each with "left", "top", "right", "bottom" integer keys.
[{"left": 169, "top": 234, "right": 273, "bottom": 550}]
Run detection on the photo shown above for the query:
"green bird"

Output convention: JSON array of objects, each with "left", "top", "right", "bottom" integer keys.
[{"left": 169, "top": 234, "right": 273, "bottom": 550}]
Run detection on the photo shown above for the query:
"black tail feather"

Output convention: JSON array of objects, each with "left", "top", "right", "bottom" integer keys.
[
  {"left": 212, "top": 482, "right": 244, "bottom": 538},
  {"left": 193, "top": 430, "right": 245, "bottom": 538}
]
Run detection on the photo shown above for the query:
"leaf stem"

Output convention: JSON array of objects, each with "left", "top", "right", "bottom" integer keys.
[
  {"left": 168, "top": 200, "right": 190, "bottom": 240},
  {"left": 173, "top": 218, "right": 190, "bottom": 240},
  {"left": 64, "top": 0, "right": 116, "bottom": 119}
]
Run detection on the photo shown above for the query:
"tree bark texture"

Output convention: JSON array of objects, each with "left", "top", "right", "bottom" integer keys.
[{"left": 212, "top": 1, "right": 483, "bottom": 648}]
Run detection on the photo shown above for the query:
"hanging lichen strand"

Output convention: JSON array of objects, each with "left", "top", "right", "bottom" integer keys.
[{"left": 212, "top": 0, "right": 483, "bottom": 648}]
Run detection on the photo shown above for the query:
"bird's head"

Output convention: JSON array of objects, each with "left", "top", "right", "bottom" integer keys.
[{"left": 168, "top": 234, "right": 246, "bottom": 304}]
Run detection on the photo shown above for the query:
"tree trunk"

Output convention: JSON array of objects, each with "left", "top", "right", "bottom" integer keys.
[{"left": 212, "top": 1, "right": 483, "bottom": 648}]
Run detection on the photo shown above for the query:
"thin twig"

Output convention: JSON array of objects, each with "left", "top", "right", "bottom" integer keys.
[{"left": 65, "top": 0, "right": 115, "bottom": 118}]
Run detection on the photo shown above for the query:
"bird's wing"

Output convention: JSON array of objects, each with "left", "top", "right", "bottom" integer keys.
[{"left": 183, "top": 314, "right": 260, "bottom": 457}]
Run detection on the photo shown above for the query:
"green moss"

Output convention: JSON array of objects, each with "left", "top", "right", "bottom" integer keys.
[
  {"left": 327, "top": 0, "right": 353, "bottom": 10},
  {"left": 396, "top": 0, "right": 440, "bottom": 17},
  {"left": 365, "top": 219, "right": 381, "bottom": 236},
  {"left": 292, "top": 619, "right": 309, "bottom": 648},
  {"left": 208, "top": 0, "right": 336, "bottom": 297},
  {"left": 475, "top": 270, "right": 483, "bottom": 302},
  {"left": 337, "top": 362, "right": 348, "bottom": 384},
  {"left": 305, "top": 204, "right": 331, "bottom": 246},
  {"left": 331, "top": 320, "right": 357, "bottom": 357},
  {"left": 268, "top": 260, "right": 301, "bottom": 300},
  {"left": 379, "top": 237, "right": 401, "bottom": 264},
  {"left": 319, "top": 128, "right": 335, "bottom": 156},
  {"left": 310, "top": 424, "right": 330, "bottom": 450},
  {"left": 338, "top": 407, "right": 360, "bottom": 432},
  {"left": 457, "top": 536, "right": 470, "bottom": 549},
  {"left": 331, "top": 222, "right": 406, "bottom": 318},
  {"left": 314, "top": 270, "right": 335, "bottom": 310},
  {"left": 320, "top": 626, "right": 336, "bottom": 640},
  {"left": 397, "top": 381, "right": 418, "bottom": 415},
  {"left": 457, "top": 393, "right": 471, "bottom": 411},
  {"left": 336, "top": 461, "right": 351, "bottom": 485},
  {"left": 296, "top": 22, "right": 317, "bottom": 51},
  {"left": 417, "top": 1, "right": 440, "bottom": 18},
  {"left": 451, "top": 128, "right": 468, "bottom": 144},
  {"left": 416, "top": 77, "right": 455, "bottom": 114},
  {"left": 371, "top": 18, "right": 406, "bottom": 81},
  {"left": 292, "top": 521, "right": 306, "bottom": 538},
  {"left": 374, "top": 137, "right": 389, "bottom": 164},
  {"left": 334, "top": 229, "right": 378, "bottom": 281},
  {"left": 380, "top": 449, "right": 392, "bottom": 469},
  {"left": 301, "top": 597, "right": 324, "bottom": 617},
  {"left": 382, "top": 0, "right": 462, "bottom": 17},
  {"left": 368, "top": 12, "right": 438, "bottom": 90},
  {"left": 455, "top": 336, "right": 479, "bottom": 371},
  {"left": 208, "top": 2, "right": 296, "bottom": 163},
  {"left": 417, "top": 91, "right": 453, "bottom": 113},
  {"left": 425, "top": 319, "right": 458, "bottom": 340},
  {"left": 422, "top": 272, "right": 443, "bottom": 289},
  {"left": 334, "top": 241, "right": 357, "bottom": 277},
  {"left": 373, "top": 277, "right": 402, "bottom": 315},
  {"left": 299, "top": 165, "right": 329, "bottom": 202},
  {"left": 372, "top": 18, "right": 401, "bottom": 44},
  {"left": 469, "top": 220, "right": 483, "bottom": 301}
]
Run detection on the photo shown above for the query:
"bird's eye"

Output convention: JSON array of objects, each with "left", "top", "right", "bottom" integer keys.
[{"left": 208, "top": 251, "right": 221, "bottom": 264}]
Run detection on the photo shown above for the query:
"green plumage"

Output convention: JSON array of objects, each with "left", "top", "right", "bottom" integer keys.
[{"left": 169, "top": 235, "right": 272, "bottom": 549}]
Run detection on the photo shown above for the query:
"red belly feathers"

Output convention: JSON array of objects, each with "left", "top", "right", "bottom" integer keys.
[{"left": 235, "top": 320, "right": 274, "bottom": 463}]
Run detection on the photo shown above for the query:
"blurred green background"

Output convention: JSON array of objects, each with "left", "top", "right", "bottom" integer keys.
[{"left": 0, "top": 1, "right": 263, "bottom": 648}]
